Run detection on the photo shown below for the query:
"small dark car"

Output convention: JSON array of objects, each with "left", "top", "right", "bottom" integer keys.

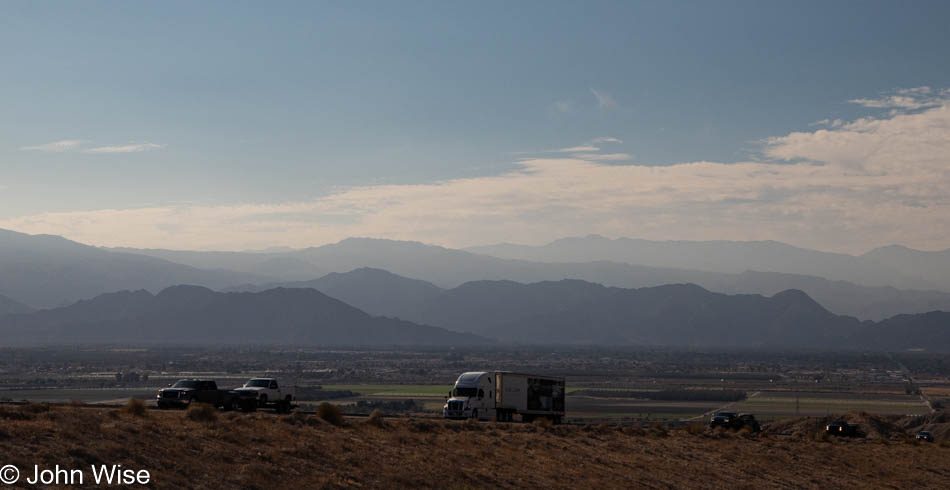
[
  {"left": 915, "top": 431, "right": 934, "bottom": 442},
  {"left": 825, "top": 420, "right": 859, "bottom": 437}
]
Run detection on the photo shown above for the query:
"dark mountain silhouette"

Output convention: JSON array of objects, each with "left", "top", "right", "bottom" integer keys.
[
  {"left": 225, "top": 267, "right": 444, "bottom": 317},
  {"left": 0, "top": 294, "right": 33, "bottom": 315},
  {"left": 687, "top": 270, "right": 950, "bottom": 322},
  {"left": 863, "top": 311, "right": 950, "bottom": 351},
  {"left": 465, "top": 235, "right": 936, "bottom": 290},
  {"left": 397, "top": 280, "right": 862, "bottom": 347},
  {"left": 2, "top": 278, "right": 946, "bottom": 350},
  {"left": 0, "top": 228, "right": 266, "bottom": 309},
  {"left": 0, "top": 285, "right": 488, "bottom": 346}
]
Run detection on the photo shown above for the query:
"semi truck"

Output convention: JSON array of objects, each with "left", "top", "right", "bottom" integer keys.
[{"left": 442, "top": 371, "right": 565, "bottom": 424}]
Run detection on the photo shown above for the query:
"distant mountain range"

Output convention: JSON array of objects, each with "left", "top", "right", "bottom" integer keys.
[
  {"left": 4, "top": 228, "right": 950, "bottom": 323},
  {"left": 0, "top": 285, "right": 488, "bottom": 346},
  {"left": 3, "top": 278, "right": 947, "bottom": 350},
  {"left": 407, "top": 281, "right": 862, "bottom": 347},
  {"left": 110, "top": 247, "right": 327, "bottom": 281},
  {"left": 466, "top": 235, "right": 950, "bottom": 291},
  {"left": 0, "top": 228, "right": 265, "bottom": 309},
  {"left": 861, "top": 245, "right": 950, "bottom": 292},
  {"left": 206, "top": 239, "right": 950, "bottom": 321},
  {"left": 224, "top": 267, "right": 444, "bottom": 317},
  {"left": 372, "top": 276, "right": 949, "bottom": 350}
]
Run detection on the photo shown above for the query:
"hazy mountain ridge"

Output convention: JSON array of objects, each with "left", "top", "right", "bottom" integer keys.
[
  {"left": 256, "top": 240, "right": 950, "bottom": 320},
  {"left": 861, "top": 245, "right": 950, "bottom": 291},
  {"left": 223, "top": 267, "right": 445, "bottom": 317},
  {"left": 0, "top": 285, "right": 488, "bottom": 346},
  {"left": 465, "top": 236, "right": 943, "bottom": 291},
  {"left": 109, "top": 247, "right": 327, "bottom": 281},
  {"left": 0, "top": 228, "right": 267, "bottom": 309},
  {"left": 0, "top": 294, "right": 33, "bottom": 315},
  {"left": 9, "top": 230, "right": 950, "bottom": 322}
]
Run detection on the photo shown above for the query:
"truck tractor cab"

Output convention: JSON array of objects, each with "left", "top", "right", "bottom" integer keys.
[{"left": 443, "top": 371, "right": 496, "bottom": 421}]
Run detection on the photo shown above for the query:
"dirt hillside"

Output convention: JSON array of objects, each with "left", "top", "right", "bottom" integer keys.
[{"left": 1, "top": 404, "right": 948, "bottom": 489}]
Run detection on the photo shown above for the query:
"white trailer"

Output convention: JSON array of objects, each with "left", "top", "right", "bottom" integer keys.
[{"left": 442, "top": 371, "right": 565, "bottom": 423}]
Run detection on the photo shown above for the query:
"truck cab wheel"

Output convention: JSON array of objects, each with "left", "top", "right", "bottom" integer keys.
[
  {"left": 259, "top": 394, "right": 268, "bottom": 407},
  {"left": 472, "top": 409, "right": 478, "bottom": 420}
]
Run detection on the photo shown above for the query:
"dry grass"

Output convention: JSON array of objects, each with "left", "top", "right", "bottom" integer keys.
[
  {"left": 366, "top": 408, "right": 386, "bottom": 427},
  {"left": 316, "top": 402, "right": 345, "bottom": 426},
  {"left": 121, "top": 398, "right": 148, "bottom": 418},
  {"left": 0, "top": 404, "right": 948, "bottom": 489},
  {"left": 186, "top": 403, "right": 218, "bottom": 423}
]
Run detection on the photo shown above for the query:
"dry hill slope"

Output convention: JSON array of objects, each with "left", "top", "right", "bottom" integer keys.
[{"left": 1, "top": 404, "right": 948, "bottom": 489}]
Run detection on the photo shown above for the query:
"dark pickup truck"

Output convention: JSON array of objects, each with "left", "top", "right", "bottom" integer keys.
[
  {"left": 709, "top": 411, "right": 761, "bottom": 432},
  {"left": 156, "top": 379, "right": 238, "bottom": 410}
]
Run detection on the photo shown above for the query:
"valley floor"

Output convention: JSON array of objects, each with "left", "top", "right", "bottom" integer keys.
[{"left": 1, "top": 404, "right": 949, "bottom": 489}]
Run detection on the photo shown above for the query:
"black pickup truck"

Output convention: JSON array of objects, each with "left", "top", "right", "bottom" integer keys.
[
  {"left": 709, "top": 411, "right": 761, "bottom": 432},
  {"left": 156, "top": 379, "right": 238, "bottom": 410}
]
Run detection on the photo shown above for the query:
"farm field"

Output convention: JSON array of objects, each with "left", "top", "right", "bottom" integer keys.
[
  {"left": 320, "top": 384, "right": 452, "bottom": 397},
  {"left": 730, "top": 391, "right": 930, "bottom": 421}
]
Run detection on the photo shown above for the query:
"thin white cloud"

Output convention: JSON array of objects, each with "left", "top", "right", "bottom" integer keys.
[
  {"left": 82, "top": 142, "right": 163, "bottom": 154},
  {"left": 3, "top": 88, "right": 950, "bottom": 254},
  {"left": 572, "top": 153, "right": 632, "bottom": 161},
  {"left": 18, "top": 140, "right": 163, "bottom": 154},
  {"left": 808, "top": 119, "right": 843, "bottom": 128},
  {"left": 547, "top": 145, "right": 600, "bottom": 153},
  {"left": 590, "top": 88, "right": 616, "bottom": 109},
  {"left": 552, "top": 100, "right": 572, "bottom": 113},
  {"left": 849, "top": 87, "right": 950, "bottom": 110},
  {"left": 19, "top": 140, "right": 84, "bottom": 152},
  {"left": 590, "top": 137, "right": 623, "bottom": 144}
]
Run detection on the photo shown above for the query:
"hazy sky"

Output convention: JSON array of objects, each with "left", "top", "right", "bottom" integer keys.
[{"left": 3, "top": 1, "right": 950, "bottom": 253}]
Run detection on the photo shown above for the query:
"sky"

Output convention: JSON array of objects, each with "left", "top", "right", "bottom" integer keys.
[{"left": 2, "top": 1, "right": 950, "bottom": 253}]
